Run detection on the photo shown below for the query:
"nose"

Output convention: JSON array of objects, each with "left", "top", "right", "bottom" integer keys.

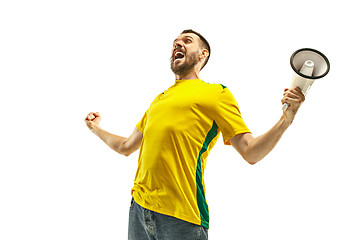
[{"left": 174, "top": 41, "right": 183, "bottom": 49}]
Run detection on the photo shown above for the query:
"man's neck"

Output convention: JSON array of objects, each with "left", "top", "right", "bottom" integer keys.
[{"left": 175, "top": 70, "right": 200, "bottom": 80}]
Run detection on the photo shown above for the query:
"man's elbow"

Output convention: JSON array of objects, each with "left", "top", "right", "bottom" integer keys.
[
  {"left": 245, "top": 158, "right": 258, "bottom": 165},
  {"left": 243, "top": 154, "right": 262, "bottom": 165},
  {"left": 116, "top": 143, "right": 132, "bottom": 157},
  {"left": 118, "top": 144, "right": 138, "bottom": 157},
  {"left": 121, "top": 150, "right": 131, "bottom": 157},
  {"left": 118, "top": 147, "right": 133, "bottom": 157}
]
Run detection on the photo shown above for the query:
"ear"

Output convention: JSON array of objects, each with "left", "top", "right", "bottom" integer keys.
[{"left": 199, "top": 49, "right": 209, "bottom": 61}]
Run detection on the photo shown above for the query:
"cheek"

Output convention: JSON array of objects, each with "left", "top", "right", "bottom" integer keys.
[{"left": 188, "top": 52, "right": 200, "bottom": 62}]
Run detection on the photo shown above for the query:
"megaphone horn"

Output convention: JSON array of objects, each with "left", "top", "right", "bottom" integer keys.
[{"left": 282, "top": 48, "right": 330, "bottom": 111}]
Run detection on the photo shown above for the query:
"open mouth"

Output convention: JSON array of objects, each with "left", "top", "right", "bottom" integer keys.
[{"left": 173, "top": 50, "right": 185, "bottom": 62}]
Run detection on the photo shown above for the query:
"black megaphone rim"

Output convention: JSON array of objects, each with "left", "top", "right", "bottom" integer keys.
[{"left": 290, "top": 48, "right": 330, "bottom": 80}]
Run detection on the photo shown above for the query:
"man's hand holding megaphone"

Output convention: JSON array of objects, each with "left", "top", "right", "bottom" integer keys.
[{"left": 281, "top": 86, "right": 305, "bottom": 126}]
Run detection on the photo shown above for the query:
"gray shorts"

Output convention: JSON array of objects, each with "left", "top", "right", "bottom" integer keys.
[{"left": 128, "top": 198, "right": 208, "bottom": 240}]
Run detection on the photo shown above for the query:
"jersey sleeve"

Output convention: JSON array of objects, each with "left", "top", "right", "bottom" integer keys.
[
  {"left": 136, "top": 109, "right": 149, "bottom": 134},
  {"left": 214, "top": 86, "right": 251, "bottom": 145}
]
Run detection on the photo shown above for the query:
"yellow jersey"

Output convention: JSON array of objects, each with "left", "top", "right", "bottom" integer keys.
[{"left": 132, "top": 79, "right": 250, "bottom": 229}]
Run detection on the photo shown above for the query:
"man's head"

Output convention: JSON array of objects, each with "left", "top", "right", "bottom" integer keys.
[{"left": 170, "top": 29, "right": 211, "bottom": 76}]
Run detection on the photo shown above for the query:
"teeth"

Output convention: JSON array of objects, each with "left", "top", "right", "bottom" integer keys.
[
  {"left": 175, "top": 52, "right": 184, "bottom": 58},
  {"left": 174, "top": 52, "right": 185, "bottom": 60}
]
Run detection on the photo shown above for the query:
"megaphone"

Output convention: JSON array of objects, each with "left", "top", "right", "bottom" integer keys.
[{"left": 282, "top": 48, "right": 330, "bottom": 111}]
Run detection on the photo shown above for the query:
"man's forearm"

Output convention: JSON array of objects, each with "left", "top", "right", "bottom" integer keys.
[
  {"left": 245, "top": 116, "right": 290, "bottom": 164},
  {"left": 91, "top": 126, "right": 129, "bottom": 156}
]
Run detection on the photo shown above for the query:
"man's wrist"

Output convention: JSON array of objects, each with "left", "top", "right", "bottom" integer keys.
[
  {"left": 91, "top": 124, "right": 101, "bottom": 135},
  {"left": 279, "top": 115, "right": 292, "bottom": 130}
]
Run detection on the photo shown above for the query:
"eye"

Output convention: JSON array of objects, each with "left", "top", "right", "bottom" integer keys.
[{"left": 185, "top": 39, "right": 192, "bottom": 44}]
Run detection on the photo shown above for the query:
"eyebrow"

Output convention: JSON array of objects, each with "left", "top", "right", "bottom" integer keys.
[{"left": 173, "top": 35, "right": 194, "bottom": 43}]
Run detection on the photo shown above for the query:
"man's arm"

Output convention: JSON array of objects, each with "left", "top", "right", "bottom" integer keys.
[
  {"left": 85, "top": 112, "right": 143, "bottom": 156},
  {"left": 229, "top": 87, "right": 305, "bottom": 165}
]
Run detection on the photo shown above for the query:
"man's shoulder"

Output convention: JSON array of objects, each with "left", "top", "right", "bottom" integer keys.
[{"left": 199, "top": 80, "right": 227, "bottom": 91}]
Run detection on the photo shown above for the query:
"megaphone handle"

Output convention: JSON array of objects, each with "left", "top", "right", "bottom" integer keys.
[{"left": 282, "top": 102, "right": 289, "bottom": 111}]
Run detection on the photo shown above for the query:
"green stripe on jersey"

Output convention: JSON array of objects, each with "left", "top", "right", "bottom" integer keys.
[{"left": 196, "top": 120, "right": 219, "bottom": 228}]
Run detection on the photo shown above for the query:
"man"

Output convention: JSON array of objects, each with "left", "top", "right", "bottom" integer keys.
[{"left": 85, "top": 29, "right": 305, "bottom": 239}]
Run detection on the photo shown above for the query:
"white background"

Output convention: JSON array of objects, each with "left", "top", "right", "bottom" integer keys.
[{"left": 1, "top": 0, "right": 359, "bottom": 239}]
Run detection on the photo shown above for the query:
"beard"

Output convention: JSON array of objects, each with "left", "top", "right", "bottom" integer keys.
[{"left": 170, "top": 52, "right": 200, "bottom": 75}]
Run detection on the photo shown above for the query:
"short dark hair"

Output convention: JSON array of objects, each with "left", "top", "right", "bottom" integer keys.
[{"left": 181, "top": 29, "right": 211, "bottom": 70}]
